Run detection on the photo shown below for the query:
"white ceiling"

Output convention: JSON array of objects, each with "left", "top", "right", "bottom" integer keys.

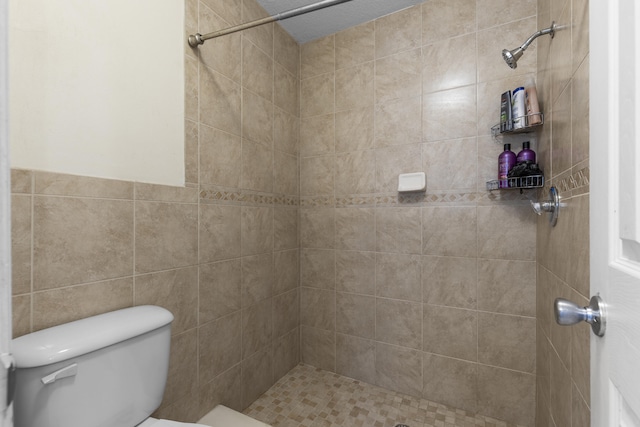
[{"left": 254, "top": 0, "right": 424, "bottom": 44}]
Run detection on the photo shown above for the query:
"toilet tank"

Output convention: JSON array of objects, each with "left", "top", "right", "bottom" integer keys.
[{"left": 11, "top": 306, "right": 174, "bottom": 427}]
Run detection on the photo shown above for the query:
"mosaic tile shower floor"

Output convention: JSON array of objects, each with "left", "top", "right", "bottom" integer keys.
[{"left": 244, "top": 364, "right": 527, "bottom": 427}]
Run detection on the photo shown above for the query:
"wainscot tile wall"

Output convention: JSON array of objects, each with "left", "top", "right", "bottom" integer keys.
[
  {"left": 11, "top": 0, "right": 300, "bottom": 422},
  {"left": 536, "top": 0, "right": 590, "bottom": 426},
  {"left": 297, "top": 1, "right": 539, "bottom": 425}
]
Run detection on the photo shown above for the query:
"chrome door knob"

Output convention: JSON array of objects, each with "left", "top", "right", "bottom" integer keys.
[{"left": 554, "top": 295, "right": 606, "bottom": 337}]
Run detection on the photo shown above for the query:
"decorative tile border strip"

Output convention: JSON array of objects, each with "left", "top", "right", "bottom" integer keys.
[
  {"left": 300, "top": 191, "right": 525, "bottom": 207},
  {"left": 200, "top": 185, "right": 299, "bottom": 207},
  {"left": 545, "top": 165, "right": 590, "bottom": 197}
]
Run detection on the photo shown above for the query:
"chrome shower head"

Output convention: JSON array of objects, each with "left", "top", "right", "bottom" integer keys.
[
  {"left": 502, "top": 47, "right": 524, "bottom": 69},
  {"left": 502, "top": 22, "right": 556, "bottom": 69}
]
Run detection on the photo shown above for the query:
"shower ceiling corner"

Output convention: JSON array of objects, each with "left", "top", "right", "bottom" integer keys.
[{"left": 254, "top": 0, "right": 424, "bottom": 44}]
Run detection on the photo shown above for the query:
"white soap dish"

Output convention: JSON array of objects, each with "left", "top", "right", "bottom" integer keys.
[{"left": 398, "top": 172, "right": 426, "bottom": 193}]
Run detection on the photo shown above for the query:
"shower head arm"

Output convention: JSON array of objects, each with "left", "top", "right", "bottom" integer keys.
[{"left": 519, "top": 21, "right": 556, "bottom": 52}]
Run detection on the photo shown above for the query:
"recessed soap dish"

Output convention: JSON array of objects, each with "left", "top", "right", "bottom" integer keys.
[{"left": 398, "top": 172, "right": 426, "bottom": 193}]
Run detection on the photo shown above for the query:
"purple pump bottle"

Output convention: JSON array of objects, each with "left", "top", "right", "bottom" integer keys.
[
  {"left": 498, "top": 144, "right": 517, "bottom": 188},
  {"left": 516, "top": 141, "right": 536, "bottom": 164}
]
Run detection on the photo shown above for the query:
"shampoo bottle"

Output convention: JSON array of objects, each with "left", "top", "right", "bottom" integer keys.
[
  {"left": 512, "top": 87, "right": 526, "bottom": 129},
  {"left": 525, "top": 79, "right": 541, "bottom": 125},
  {"left": 498, "top": 144, "right": 517, "bottom": 188},
  {"left": 516, "top": 141, "right": 536, "bottom": 164}
]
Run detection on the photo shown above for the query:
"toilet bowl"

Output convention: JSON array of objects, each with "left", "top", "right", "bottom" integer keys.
[{"left": 11, "top": 306, "right": 270, "bottom": 427}]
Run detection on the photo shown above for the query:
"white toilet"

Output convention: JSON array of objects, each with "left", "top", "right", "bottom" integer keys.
[{"left": 11, "top": 305, "right": 269, "bottom": 427}]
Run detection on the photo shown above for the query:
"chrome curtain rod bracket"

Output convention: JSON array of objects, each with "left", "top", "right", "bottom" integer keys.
[{"left": 188, "top": 0, "right": 355, "bottom": 47}]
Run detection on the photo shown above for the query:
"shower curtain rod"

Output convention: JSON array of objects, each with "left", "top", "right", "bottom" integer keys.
[{"left": 188, "top": 0, "right": 354, "bottom": 47}]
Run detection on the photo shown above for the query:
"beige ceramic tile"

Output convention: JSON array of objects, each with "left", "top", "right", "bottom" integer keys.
[
  {"left": 477, "top": 18, "right": 537, "bottom": 84},
  {"left": 571, "top": 55, "right": 589, "bottom": 167},
  {"left": 241, "top": 0, "right": 273, "bottom": 56},
  {"left": 571, "top": 310, "right": 590, "bottom": 404},
  {"left": 477, "top": 205, "right": 536, "bottom": 261},
  {"left": 274, "top": 63, "right": 299, "bottom": 116},
  {"left": 241, "top": 253, "right": 273, "bottom": 307},
  {"left": 335, "top": 107, "right": 374, "bottom": 153},
  {"left": 273, "top": 208, "right": 298, "bottom": 251},
  {"left": 241, "top": 206, "right": 273, "bottom": 256},
  {"left": 422, "top": 0, "right": 476, "bottom": 45},
  {"left": 477, "top": 365, "right": 535, "bottom": 425},
  {"left": 134, "top": 267, "right": 198, "bottom": 335},
  {"left": 476, "top": 0, "right": 537, "bottom": 30},
  {"left": 185, "top": 55, "right": 199, "bottom": 122},
  {"left": 300, "top": 208, "right": 335, "bottom": 249},
  {"left": 300, "top": 155, "right": 334, "bottom": 196},
  {"left": 199, "top": 311, "right": 242, "bottom": 383},
  {"left": 273, "top": 24, "right": 300, "bottom": 78},
  {"left": 549, "top": 349, "right": 572, "bottom": 427},
  {"left": 375, "top": 96, "right": 422, "bottom": 147},
  {"left": 478, "top": 312, "right": 536, "bottom": 373},
  {"left": 242, "top": 90, "right": 273, "bottom": 148},
  {"left": 199, "top": 125, "right": 242, "bottom": 187},
  {"left": 11, "top": 195, "right": 31, "bottom": 295},
  {"left": 134, "top": 183, "right": 199, "bottom": 204},
  {"left": 336, "top": 292, "right": 375, "bottom": 339},
  {"left": 376, "top": 207, "right": 422, "bottom": 255},
  {"left": 199, "top": 204, "right": 241, "bottom": 263},
  {"left": 549, "top": 3, "right": 572, "bottom": 106},
  {"left": 198, "top": 365, "right": 242, "bottom": 417},
  {"left": 477, "top": 259, "right": 536, "bottom": 316},
  {"left": 185, "top": 119, "right": 199, "bottom": 184},
  {"left": 34, "top": 197, "right": 134, "bottom": 289},
  {"left": 422, "top": 85, "right": 476, "bottom": 142},
  {"left": 335, "top": 62, "right": 374, "bottom": 111},
  {"left": 424, "top": 305, "right": 477, "bottom": 362},
  {"left": 185, "top": 0, "right": 198, "bottom": 59},
  {"left": 242, "top": 139, "right": 273, "bottom": 193},
  {"left": 274, "top": 108, "right": 299, "bottom": 155},
  {"left": 273, "top": 329, "right": 300, "bottom": 380},
  {"left": 375, "top": 48, "right": 422, "bottom": 104},
  {"left": 273, "top": 249, "right": 299, "bottom": 295},
  {"left": 198, "top": 4, "right": 242, "bottom": 83},
  {"left": 572, "top": 0, "right": 589, "bottom": 75},
  {"left": 375, "top": 342, "right": 422, "bottom": 396},
  {"left": 11, "top": 169, "right": 32, "bottom": 194},
  {"left": 241, "top": 298, "right": 272, "bottom": 357},
  {"left": 162, "top": 330, "right": 198, "bottom": 407},
  {"left": 335, "top": 250, "right": 375, "bottom": 295},
  {"left": 12, "top": 294, "right": 31, "bottom": 338},
  {"left": 199, "top": 259, "right": 241, "bottom": 324},
  {"left": 422, "top": 256, "right": 477, "bottom": 310},
  {"left": 375, "top": 298, "right": 422, "bottom": 350},
  {"left": 551, "top": 83, "right": 572, "bottom": 177},
  {"left": 243, "top": 40, "right": 273, "bottom": 102},
  {"left": 572, "top": 383, "right": 590, "bottom": 427},
  {"left": 300, "top": 73, "right": 335, "bottom": 118},
  {"left": 375, "top": 144, "right": 422, "bottom": 192},
  {"left": 422, "top": 33, "right": 477, "bottom": 94},
  {"left": 422, "top": 206, "right": 477, "bottom": 257},
  {"left": 301, "top": 248, "right": 335, "bottom": 290},
  {"left": 273, "top": 289, "right": 299, "bottom": 338},
  {"left": 34, "top": 171, "right": 133, "bottom": 199},
  {"left": 301, "top": 325, "right": 336, "bottom": 371},
  {"left": 335, "top": 22, "right": 375, "bottom": 70},
  {"left": 335, "top": 334, "right": 376, "bottom": 384},
  {"left": 422, "top": 137, "right": 478, "bottom": 191},
  {"left": 422, "top": 353, "right": 478, "bottom": 413},
  {"left": 200, "top": 0, "right": 241, "bottom": 25},
  {"left": 199, "top": 65, "right": 241, "bottom": 136},
  {"left": 300, "top": 114, "right": 335, "bottom": 156},
  {"left": 376, "top": 253, "right": 421, "bottom": 302},
  {"left": 301, "top": 34, "right": 335, "bottom": 79},
  {"left": 375, "top": 5, "right": 421, "bottom": 59},
  {"left": 334, "top": 151, "right": 376, "bottom": 195},
  {"left": 335, "top": 207, "right": 375, "bottom": 251},
  {"left": 33, "top": 277, "right": 133, "bottom": 331},
  {"left": 300, "top": 287, "right": 335, "bottom": 330},
  {"left": 135, "top": 201, "right": 197, "bottom": 274}
]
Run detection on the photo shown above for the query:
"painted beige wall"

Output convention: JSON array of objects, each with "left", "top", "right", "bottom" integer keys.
[
  {"left": 10, "top": 0, "right": 300, "bottom": 422},
  {"left": 297, "top": 1, "right": 539, "bottom": 425},
  {"left": 535, "top": 0, "right": 590, "bottom": 426},
  {"left": 9, "top": 0, "right": 185, "bottom": 186}
]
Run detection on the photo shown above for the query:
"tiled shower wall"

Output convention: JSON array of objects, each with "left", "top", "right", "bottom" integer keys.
[
  {"left": 10, "top": 0, "right": 300, "bottom": 422},
  {"left": 535, "top": 0, "right": 590, "bottom": 426},
  {"left": 297, "top": 1, "right": 538, "bottom": 425}
]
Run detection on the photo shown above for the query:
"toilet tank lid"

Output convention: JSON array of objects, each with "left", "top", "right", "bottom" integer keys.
[{"left": 12, "top": 306, "right": 174, "bottom": 368}]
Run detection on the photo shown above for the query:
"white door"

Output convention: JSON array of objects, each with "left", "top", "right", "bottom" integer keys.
[
  {"left": 0, "top": 0, "right": 13, "bottom": 426},
  {"left": 590, "top": 0, "right": 640, "bottom": 425}
]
